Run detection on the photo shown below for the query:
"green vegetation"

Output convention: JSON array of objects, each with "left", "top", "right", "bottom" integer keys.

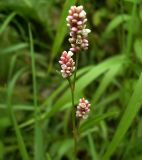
[{"left": 0, "top": 0, "right": 142, "bottom": 159}]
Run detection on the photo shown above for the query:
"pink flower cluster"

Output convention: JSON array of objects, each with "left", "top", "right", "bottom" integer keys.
[
  {"left": 59, "top": 6, "right": 91, "bottom": 119},
  {"left": 59, "top": 51, "right": 75, "bottom": 78},
  {"left": 76, "top": 98, "right": 91, "bottom": 119},
  {"left": 66, "top": 6, "right": 91, "bottom": 52}
]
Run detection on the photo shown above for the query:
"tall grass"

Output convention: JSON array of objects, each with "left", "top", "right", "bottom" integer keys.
[{"left": 29, "top": 24, "right": 44, "bottom": 160}]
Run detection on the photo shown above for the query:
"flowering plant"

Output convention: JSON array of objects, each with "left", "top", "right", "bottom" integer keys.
[{"left": 59, "top": 5, "right": 91, "bottom": 157}]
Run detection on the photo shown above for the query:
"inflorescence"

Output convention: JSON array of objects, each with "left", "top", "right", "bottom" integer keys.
[
  {"left": 76, "top": 98, "right": 91, "bottom": 119},
  {"left": 66, "top": 6, "right": 91, "bottom": 52},
  {"left": 59, "top": 51, "right": 75, "bottom": 78},
  {"left": 59, "top": 5, "right": 91, "bottom": 119}
]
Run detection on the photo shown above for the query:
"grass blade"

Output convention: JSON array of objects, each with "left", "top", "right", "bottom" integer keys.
[
  {"left": 103, "top": 73, "right": 142, "bottom": 159},
  {"left": 28, "top": 24, "right": 44, "bottom": 160},
  {"left": 0, "top": 12, "right": 16, "bottom": 34},
  {"left": 0, "top": 43, "right": 28, "bottom": 55},
  {"left": 134, "top": 38, "right": 142, "bottom": 63},
  {"left": 79, "top": 111, "right": 118, "bottom": 134},
  {"left": 104, "top": 14, "right": 130, "bottom": 35},
  {"left": 92, "top": 63, "right": 121, "bottom": 103},
  {"left": 88, "top": 133, "right": 99, "bottom": 160},
  {"left": 0, "top": 103, "right": 34, "bottom": 111},
  {"left": 7, "top": 67, "right": 29, "bottom": 160},
  {"left": 126, "top": 0, "right": 138, "bottom": 56}
]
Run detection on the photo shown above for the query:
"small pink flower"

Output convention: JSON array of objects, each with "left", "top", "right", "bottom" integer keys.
[
  {"left": 59, "top": 51, "right": 75, "bottom": 78},
  {"left": 66, "top": 6, "right": 91, "bottom": 52},
  {"left": 76, "top": 98, "right": 91, "bottom": 119}
]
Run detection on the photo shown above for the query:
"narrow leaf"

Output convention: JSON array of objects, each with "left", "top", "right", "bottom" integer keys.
[
  {"left": 7, "top": 67, "right": 29, "bottom": 160},
  {"left": 0, "top": 12, "right": 16, "bottom": 34},
  {"left": 103, "top": 73, "right": 142, "bottom": 159}
]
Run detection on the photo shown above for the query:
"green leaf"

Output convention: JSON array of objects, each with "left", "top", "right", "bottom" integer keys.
[
  {"left": 29, "top": 24, "right": 44, "bottom": 160},
  {"left": 0, "top": 141, "right": 4, "bottom": 159},
  {"left": 57, "top": 139, "right": 73, "bottom": 159},
  {"left": 79, "top": 111, "right": 118, "bottom": 134},
  {"left": 134, "top": 39, "right": 142, "bottom": 63},
  {"left": 93, "top": 63, "right": 121, "bottom": 103},
  {"left": 103, "top": 73, "right": 142, "bottom": 160},
  {"left": 104, "top": 14, "right": 130, "bottom": 35},
  {"left": 0, "top": 43, "right": 28, "bottom": 55},
  {"left": 126, "top": 0, "right": 138, "bottom": 56},
  {"left": 7, "top": 67, "right": 29, "bottom": 160},
  {"left": 0, "top": 103, "right": 34, "bottom": 111},
  {"left": 0, "top": 12, "right": 16, "bottom": 35},
  {"left": 22, "top": 0, "right": 32, "bottom": 7},
  {"left": 87, "top": 133, "right": 99, "bottom": 160}
]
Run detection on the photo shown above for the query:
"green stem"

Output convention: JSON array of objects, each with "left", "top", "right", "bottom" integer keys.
[
  {"left": 67, "top": 78, "right": 77, "bottom": 157},
  {"left": 68, "top": 53, "right": 79, "bottom": 159},
  {"left": 73, "top": 53, "right": 79, "bottom": 90}
]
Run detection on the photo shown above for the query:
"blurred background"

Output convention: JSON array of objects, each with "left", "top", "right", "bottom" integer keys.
[{"left": 0, "top": 0, "right": 142, "bottom": 159}]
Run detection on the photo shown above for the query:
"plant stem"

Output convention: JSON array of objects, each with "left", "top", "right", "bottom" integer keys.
[
  {"left": 68, "top": 53, "right": 79, "bottom": 159},
  {"left": 73, "top": 53, "right": 79, "bottom": 90},
  {"left": 68, "top": 78, "right": 77, "bottom": 156}
]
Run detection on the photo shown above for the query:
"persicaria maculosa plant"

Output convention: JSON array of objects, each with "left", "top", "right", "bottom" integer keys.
[{"left": 59, "top": 5, "right": 91, "bottom": 157}]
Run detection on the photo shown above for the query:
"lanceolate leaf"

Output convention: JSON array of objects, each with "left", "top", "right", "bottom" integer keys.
[
  {"left": 0, "top": 12, "right": 16, "bottom": 34},
  {"left": 103, "top": 73, "right": 142, "bottom": 160},
  {"left": 7, "top": 68, "right": 29, "bottom": 160},
  {"left": 79, "top": 111, "right": 118, "bottom": 134}
]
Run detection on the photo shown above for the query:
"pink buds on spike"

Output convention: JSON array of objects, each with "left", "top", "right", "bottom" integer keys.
[
  {"left": 59, "top": 51, "right": 75, "bottom": 78},
  {"left": 76, "top": 98, "right": 91, "bottom": 119}
]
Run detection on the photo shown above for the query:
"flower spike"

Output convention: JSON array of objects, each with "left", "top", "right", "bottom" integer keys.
[
  {"left": 66, "top": 6, "right": 91, "bottom": 52},
  {"left": 76, "top": 98, "right": 91, "bottom": 119},
  {"left": 59, "top": 51, "right": 75, "bottom": 78}
]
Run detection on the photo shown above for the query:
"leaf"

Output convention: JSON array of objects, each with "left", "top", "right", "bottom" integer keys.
[
  {"left": 28, "top": 24, "right": 44, "bottom": 160},
  {"left": 0, "top": 12, "right": 16, "bottom": 34},
  {"left": 79, "top": 111, "right": 118, "bottom": 134},
  {"left": 0, "top": 141, "right": 4, "bottom": 159},
  {"left": 0, "top": 103, "right": 34, "bottom": 111},
  {"left": 134, "top": 39, "right": 142, "bottom": 63},
  {"left": 103, "top": 73, "right": 142, "bottom": 160},
  {"left": 0, "top": 43, "right": 28, "bottom": 55},
  {"left": 57, "top": 139, "right": 73, "bottom": 159},
  {"left": 104, "top": 14, "right": 130, "bottom": 35},
  {"left": 22, "top": 0, "right": 32, "bottom": 7},
  {"left": 93, "top": 63, "right": 121, "bottom": 103},
  {"left": 7, "top": 67, "right": 29, "bottom": 160},
  {"left": 126, "top": 0, "right": 138, "bottom": 56},
  {"left": 87, "top": 133, "right": 99, "bottom": 160}
]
